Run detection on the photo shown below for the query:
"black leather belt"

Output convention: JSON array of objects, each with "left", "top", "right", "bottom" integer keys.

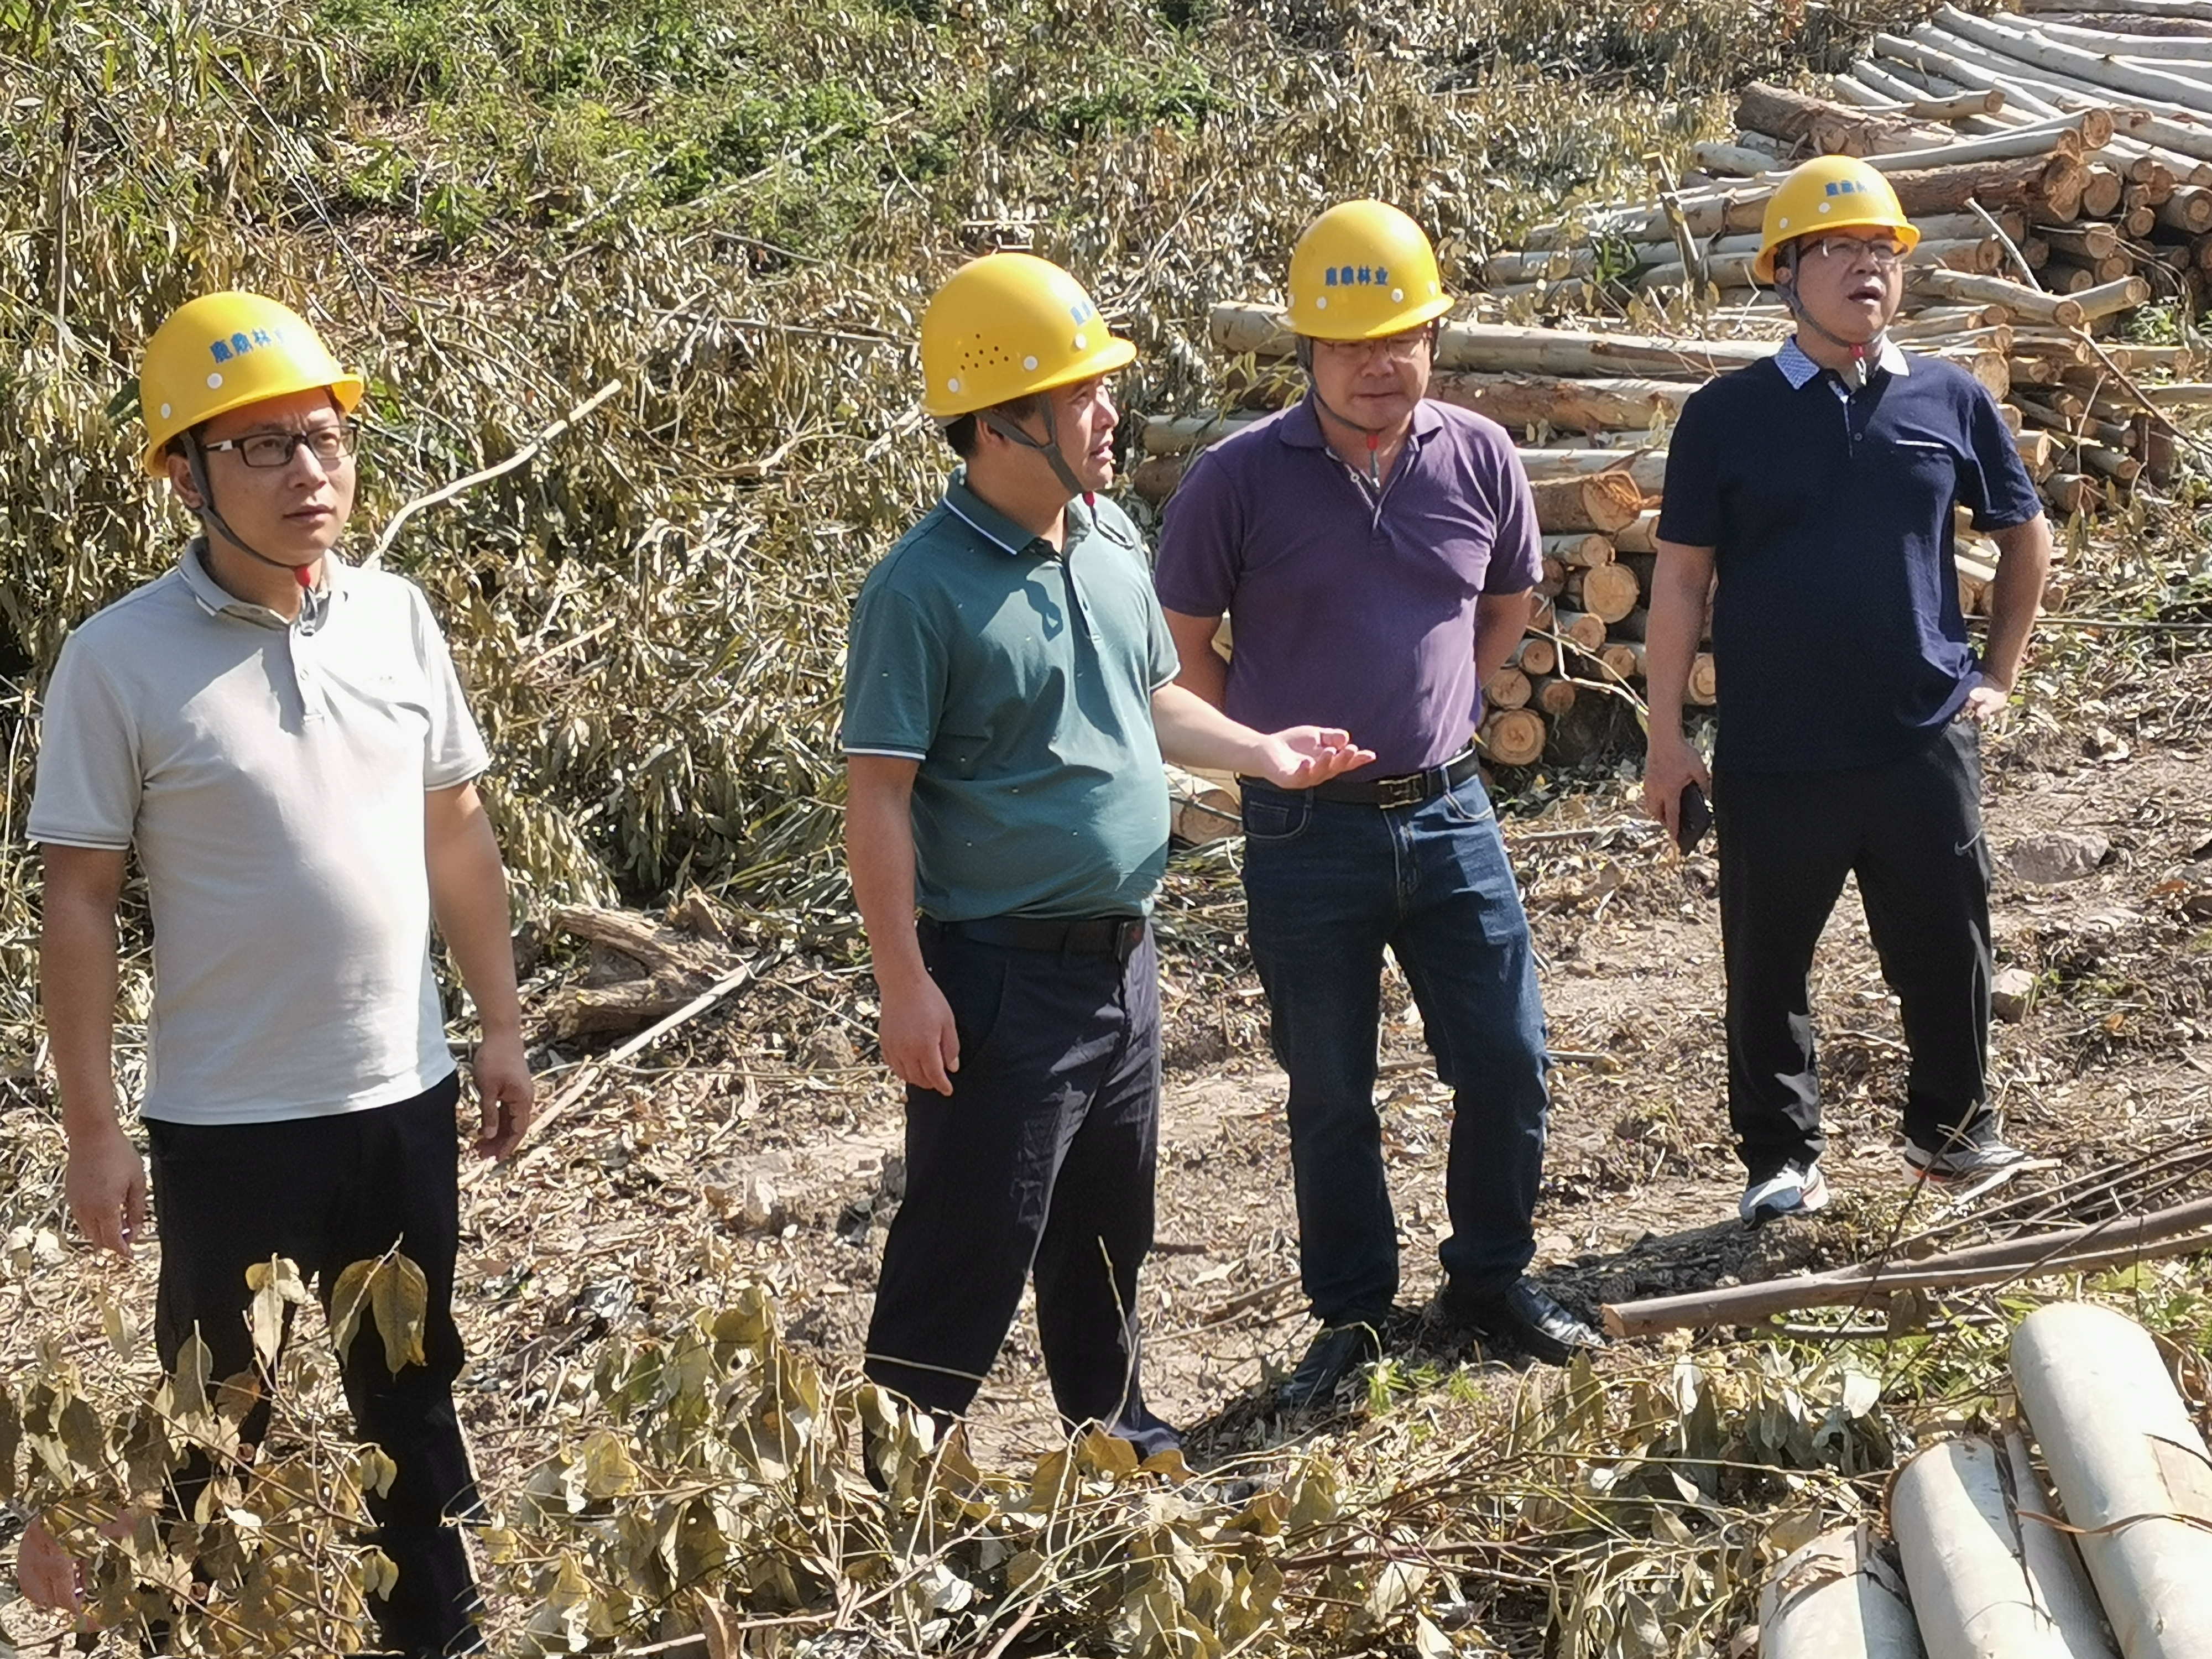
[
  {"left": 920, "top": 913, "right": 1149, "bottom": 961},
  {"left": 1241, "top": 747, "right": 1483, "bottom": 810}
]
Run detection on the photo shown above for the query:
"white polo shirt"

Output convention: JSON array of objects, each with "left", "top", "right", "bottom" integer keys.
[{"left": 29, "top": 544, "right": 491, "bottom": 1125}]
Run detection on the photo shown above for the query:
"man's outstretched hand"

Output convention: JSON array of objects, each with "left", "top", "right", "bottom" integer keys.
[{"left": 1245, "top": 727, "right": 1375, "bottom": 790}]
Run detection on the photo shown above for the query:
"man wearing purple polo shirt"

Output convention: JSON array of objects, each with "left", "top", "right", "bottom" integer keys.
[{"left": 1156, "top": 201, "right": 1600, "bottom": 1408}]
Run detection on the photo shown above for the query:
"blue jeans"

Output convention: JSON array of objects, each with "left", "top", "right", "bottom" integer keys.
[{"left": 1241, "top": 771, "right": 1550, "bottom": 1326}]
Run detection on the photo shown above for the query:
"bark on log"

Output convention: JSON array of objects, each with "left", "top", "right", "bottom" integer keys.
[
  {"left": 1640, "top": 236, "right": 1997, "bottom": 293},
  {"left": 2045, "top": 470, "right": 2101, "bottom": 513},
  {"left": 1530, "top": 472, "right": 1648, "bottom": 534},
  {"left": 2039, "top": 220, "right": 2121, "bottom": 259},
  {"left": 1426, "top": 371, "right": 1695, "bottom": 433},
  {"left": 2076, "top": 274, "right": 2153, "bottom": 317},
  {"left": 1692, "top": 139, "right": 1787, "bottom": 178},
  {"left": 1128, "top": 454, "right": 1183, "bottom": 505},
  {"left": 547, "top": 977, "right": 703, "bottom": 1039},
  {"left": 1931, "top": 3, "right": 2212, "bottom": 113},
  {"left": 1479, "top": 708, "right": 1547, "bottom": 766},
  {"left": 1734, "top": 79, "right": 1930, "bottom": 156},
  {"left": 1912, "top": 267, "right": 2089, "bottom": 325},
  {"left": 552, "top": 905, "right": 716, "bottom": 979},
  {"left": 1887, "top": 152, "right": 2088, "bottom": 220},
  {"left": 1141, "top": 413, "right": 1255, "bottom": 456},
  {"left": 1516, "top": 448, "right": 1669, "bottom": 493},
  {"left": 1211, "top": 305, "right": 1779, "bottom": 376},
  {"left": 1528, "top": 145, "right": 2077, "bottom": 248}
]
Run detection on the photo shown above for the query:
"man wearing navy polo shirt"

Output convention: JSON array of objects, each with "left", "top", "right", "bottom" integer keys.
[
  {"left": 843, "top": 253, "right": 1369, "bottom": 1458},
  {"left": 1642, "top": 156, "right": 2053, "bottom": 1227},
  {"left": 1157, "top": 201, "right": 1599, "bottom": 1408}
]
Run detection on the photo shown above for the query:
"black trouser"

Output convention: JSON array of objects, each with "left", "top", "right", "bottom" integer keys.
[
  {"left": 147, "top": 1074, "right": 481, "bottom": 1657},
  {"left": 864, "top": 922, "right": 1177, "bottom": 1457},
  {"left": 1716, "top": 722, "right": 1995, "bottom": 1182}
]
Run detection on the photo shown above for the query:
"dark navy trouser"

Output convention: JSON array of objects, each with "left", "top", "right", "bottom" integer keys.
[
  {"left": 1717, "top": 720, "right": 1995, "bottom": 1182},
  {"left": 1240, "top": 768, "right": 1552, "bottom": 1328},
  {"left": 148, "top": 1072, "right": 482, "bottom": 1657},
  {"left": 864, "top": 924, "right": 1177, "bottom": 1457}
]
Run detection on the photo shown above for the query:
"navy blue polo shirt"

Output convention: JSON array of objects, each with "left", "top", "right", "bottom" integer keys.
[{"left": 1659, "top": 338, "right": 2042, "bottom": 774}]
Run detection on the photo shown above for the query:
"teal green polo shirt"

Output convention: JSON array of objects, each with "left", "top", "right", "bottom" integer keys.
[{"left": 841, "top": 471, "right": 1180, "bottom": 921}]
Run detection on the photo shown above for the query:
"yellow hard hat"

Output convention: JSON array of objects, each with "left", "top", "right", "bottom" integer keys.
[
  {"left": 920, "top": 253, "right": 1135, "bottom": 420},
  {"left": 139, "top": 292, "right": 364, "bottom": 474},
  {"left": 1287, "top": 200, "right": 1452, "bottom": 341},
  {"left": 1754, "top": 157, "right": 1920, "bottom": 285}
]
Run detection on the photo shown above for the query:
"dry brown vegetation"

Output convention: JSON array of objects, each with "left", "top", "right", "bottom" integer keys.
[{"left": 12, "top": 0, "right": 2212, "bottom": 1653}]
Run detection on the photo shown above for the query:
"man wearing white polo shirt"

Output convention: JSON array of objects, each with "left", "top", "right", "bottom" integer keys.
[{"left": 30, "top": 292, "right": 531, "bottom": 1657}]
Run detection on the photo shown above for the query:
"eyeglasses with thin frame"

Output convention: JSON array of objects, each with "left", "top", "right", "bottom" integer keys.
[
  {"left": 1317, "top": 327, "right": 1434, "bottom": 364},
  {"left": 200, "top": 422, "right": 360, "bottom": 469},
  {"left": 1800, "top": 236, "right": 1909, "bottom": 271}
]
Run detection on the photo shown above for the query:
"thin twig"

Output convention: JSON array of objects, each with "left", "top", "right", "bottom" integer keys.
[{"left": 367, "top": 378, "right": 624, "bottom": 568}]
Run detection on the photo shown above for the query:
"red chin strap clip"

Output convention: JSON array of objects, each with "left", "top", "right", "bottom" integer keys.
[{"left": 294, "top": 564, "right": 315, "bottom": 589}]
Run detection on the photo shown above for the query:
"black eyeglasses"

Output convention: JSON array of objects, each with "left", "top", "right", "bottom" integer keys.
[{"left": 201, "top": 423, "right": 360, "bottom": 469}]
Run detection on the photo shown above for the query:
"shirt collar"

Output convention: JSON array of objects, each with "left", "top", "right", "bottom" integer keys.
[
  {"left": 1275, "top": 392, "right": 1445, "bottom": 451},
  {"left": 177, "top": 537, "right": 341, "bottom": 632},
  {"left": 1777, "top": 333, "right": 1910, "bottom": 389},
  {"left": 940, "top": 467, "right": 1095, "bottom": 559}
]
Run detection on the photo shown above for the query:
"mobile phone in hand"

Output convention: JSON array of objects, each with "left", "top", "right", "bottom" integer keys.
[{"left": 1677, "top": 782, "right": 1712, "bottom": 855}]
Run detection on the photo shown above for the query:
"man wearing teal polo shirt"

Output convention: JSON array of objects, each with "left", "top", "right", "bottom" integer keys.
[{"left": 843, "top": 253, "right": 1371, "bottom": 1453}]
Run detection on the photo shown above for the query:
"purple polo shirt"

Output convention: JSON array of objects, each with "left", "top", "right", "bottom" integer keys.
[{"left": 1154, "top": 395, "right": 1543, "bottom": 775}]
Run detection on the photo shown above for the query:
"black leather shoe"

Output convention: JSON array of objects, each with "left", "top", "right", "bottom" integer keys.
[
  {"left": 1276, "top": 1324, "right": 1383, "bottom": 1410},
  {"left": 1438, "top": 1277, "right": 1604, "bottom": 1365}
]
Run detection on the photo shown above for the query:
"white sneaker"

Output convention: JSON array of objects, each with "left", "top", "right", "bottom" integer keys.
[
  {"left": 1902, "top": 1131, "right": 2026, "bottom": 1181},
  {"left": 1741, "top": 1162, "right": 1832, "bottom": 1227}
]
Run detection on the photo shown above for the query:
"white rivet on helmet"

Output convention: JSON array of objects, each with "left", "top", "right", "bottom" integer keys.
[
  {"left": 1023, "top": 355, "right": 1039, "bottom": 371},
  {"left": 1316, "top": 295, "right": 1328, "bottom": 310},
  {"left": 1072, "top": 333, "right": 1086, "bottom": 349},
  {"left": 160, "top": 403, "right": 173, "bottom": 420},
  {"left": 206, "top": 373, "right": 223, "bottom": 389},
  {"left": 1428, "top": 281, "right": 1439, "bottom": 295},
  {"left": 1391, "top": 288, "right": 1404, "bottom": 302},
  {"left": 947, "top": 377, "right": 961, "bottom": 393},
  {"left": 1818, "top": 202, "right": 1832, "bottom": 214}
]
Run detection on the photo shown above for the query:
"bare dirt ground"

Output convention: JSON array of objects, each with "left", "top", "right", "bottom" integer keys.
[
  {"left": 474, "top": 650, "right": 2212, "bottom": 1474},
  {"left": 11, "top": 653, "right": 2212, "bottom": 1648}
]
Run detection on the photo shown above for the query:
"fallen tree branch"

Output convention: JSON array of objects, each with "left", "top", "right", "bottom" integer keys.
[
  {"left": 463, "top": 948, "right": 777, "bottom": 1189},
  {"left": 367, "top": 377, "right": 623, "bottom": 568},
  {"left": 1603, "top": 1193, "right": 2212, "bottom": 1337}
]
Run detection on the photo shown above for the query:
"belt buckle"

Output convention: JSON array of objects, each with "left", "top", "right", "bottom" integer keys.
[{"left": 1375, "top": 774, "right": 1427, "bottom": 810}]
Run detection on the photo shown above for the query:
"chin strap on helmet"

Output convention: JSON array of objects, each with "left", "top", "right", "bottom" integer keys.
[
  {"left": 1296, "top": 336, "right": 1394, "bottom": 484},
  {"left": 182, "top": 432, "right": 319, "bottom": 586},
  {"left": 978, "top": 403, "right": 1088, "bottom": 499}
]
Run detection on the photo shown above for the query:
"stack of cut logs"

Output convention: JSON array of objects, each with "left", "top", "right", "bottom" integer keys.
[{"left": 1133, "top": 0, "right": 2209, "bottom": 770}]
